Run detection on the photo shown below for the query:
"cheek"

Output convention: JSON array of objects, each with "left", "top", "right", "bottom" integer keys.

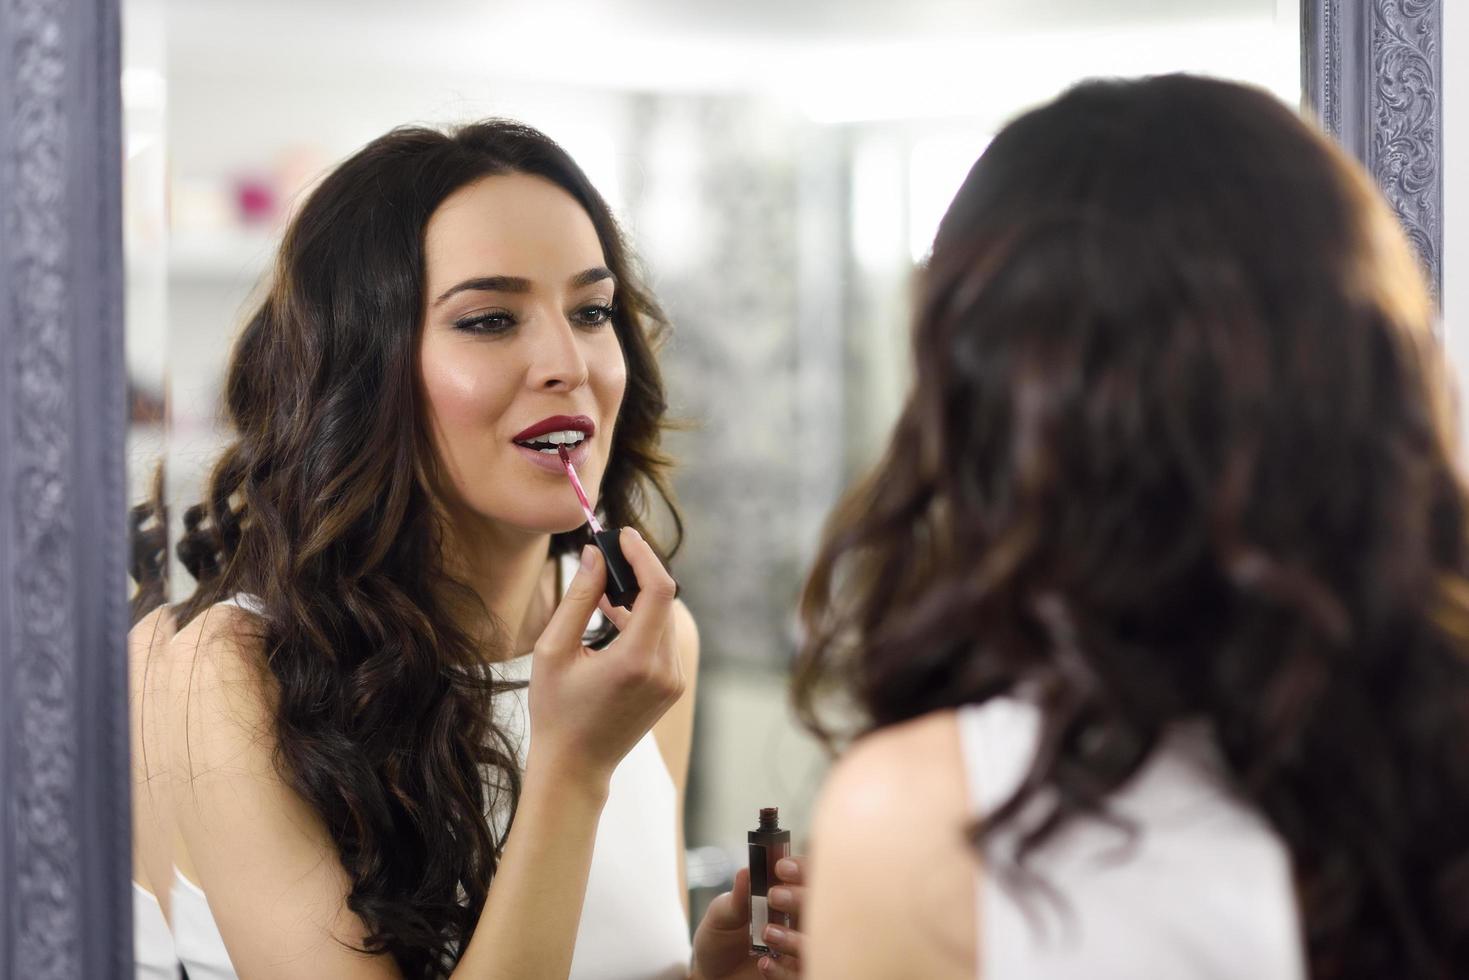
[
  {"left": 420, "top": 344, "right": 513, "bottom": 439},
  {"left": 594, "top": 338, "right": 629, "bottom": 416}
]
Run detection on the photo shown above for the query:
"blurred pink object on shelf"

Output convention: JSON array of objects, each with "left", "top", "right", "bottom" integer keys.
[{"left": 234, "top": 175, "right": 277, "bottom": 225}]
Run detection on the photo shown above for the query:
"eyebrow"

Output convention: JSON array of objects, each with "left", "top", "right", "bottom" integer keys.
[{"left": 432, "top": 266, "right": 615, "bottom": 308}]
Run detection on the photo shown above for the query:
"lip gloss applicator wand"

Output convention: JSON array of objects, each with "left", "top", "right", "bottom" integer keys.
[{"left": 557, "top": 445, "right": 640, "bottom": 609}]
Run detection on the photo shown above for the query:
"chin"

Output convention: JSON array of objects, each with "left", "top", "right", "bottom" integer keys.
[
  {"left": 489, "top": 505, "right": 593, "bottom": 538},
  {"left": 546, "top": 516, "right": 592, "bottom": 536}
]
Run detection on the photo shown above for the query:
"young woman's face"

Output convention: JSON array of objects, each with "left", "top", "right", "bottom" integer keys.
[{"left": 418, "top": 172, "right": 627, "bottom": 535}]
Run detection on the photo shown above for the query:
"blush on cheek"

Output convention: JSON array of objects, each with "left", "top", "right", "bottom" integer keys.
[
  {"left": 422, "top": 346, "right": 507, "bottom": 431},
  {"left": 600, "top": 359, "right": 629, "bottom": 420}
]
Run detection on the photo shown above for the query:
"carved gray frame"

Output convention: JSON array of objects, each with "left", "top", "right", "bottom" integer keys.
[
  {"left": 0, "top": 0, "right": 132, "bottom": 977},
  {"left": 1304, "top": 0, "right": 1443, "bottom": 299}
]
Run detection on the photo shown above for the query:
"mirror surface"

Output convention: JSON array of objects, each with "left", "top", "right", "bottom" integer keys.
[{"left": 121, "top": 0, "right": 1301, "bottom": 970}]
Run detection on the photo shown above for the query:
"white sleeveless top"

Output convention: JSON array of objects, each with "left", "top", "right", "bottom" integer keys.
[
  {"left": 166, "top": 559, "right": 691, "bottom": 979},
  {"left": 957, "top": 698, "right": 1306, "bottom": 979},
  {"left": 132, "top": 884, "right": 178, "bottom": 979}
]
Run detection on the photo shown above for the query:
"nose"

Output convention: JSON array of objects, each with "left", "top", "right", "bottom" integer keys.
[{"left": 527, "top": 311, "right": 591, "bottom": 392}]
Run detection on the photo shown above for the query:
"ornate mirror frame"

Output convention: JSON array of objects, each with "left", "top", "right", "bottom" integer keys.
[{"left": 1305, "top": 0, "right": 1442, "bottom": 295}]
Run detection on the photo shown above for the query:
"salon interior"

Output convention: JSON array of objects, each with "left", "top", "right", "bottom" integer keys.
[{"left": 85, "top": 0, "right": 1462, "bottom": 975}]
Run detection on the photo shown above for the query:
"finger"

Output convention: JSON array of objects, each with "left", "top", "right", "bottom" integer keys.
[
  {"left": 769, "top": 884, "right": 803, "bottom": 923},
  {"left": 759, "top": 954, "right": 800, "bottom": 979},
  {"left": 699, "top": 867, "right": 751, "bottom": 932},
  {"left": 597, "top": 594, "right": 631, "bottom": 632},
  {"left": 732, "top": 865, "right": 750, "bottom": 909},
  {"left": 775, "top": 856, "right": 806, "bottom": 885},
  {"left": 535, "top": 546, "right": 606, "bottom": 654},
  {"left": 762, "top": 923, "right": 804, "bottom": 960},
  {"left": 610, "top": 528, "right": 678, "bottom": 651},
  {"left": 731, "top": 865, "right": 750, "bottom": 910}
]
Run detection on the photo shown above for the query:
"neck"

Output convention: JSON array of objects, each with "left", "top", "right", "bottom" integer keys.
[{"left": 438, "top": 504, "right": 557, "bottom": 662}]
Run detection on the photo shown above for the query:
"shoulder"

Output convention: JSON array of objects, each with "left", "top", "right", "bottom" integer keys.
[
  {"left": 129, "top": 605, "right": 179, "bottom": 897},
  {"left": 170, "top": 600, "right": 271, "bottom": 686},
  {"left": 128, "top": 603, "right": 177, "bottom": 662},
  {"left": 806, "top": 711, "right": 978, "bottom": 980},
  {"left": 129, "top": 603, "right": 179, "bottom": 754},
  {"left": 166, "top": 601, "right": 281, "bottom": 779},
  {"left": 652, "top": 599, "right": 700, "bottom": 780},
  {"left": 814, "top": 710, "right": 969, "bottom": 852},
  {"left": 128, "top": 605, "right": 178, "bottom": 708}
]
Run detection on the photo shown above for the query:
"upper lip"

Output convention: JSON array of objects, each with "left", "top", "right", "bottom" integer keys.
[{"left": 512, "top": 415, "right": 597, "bottom": 443}]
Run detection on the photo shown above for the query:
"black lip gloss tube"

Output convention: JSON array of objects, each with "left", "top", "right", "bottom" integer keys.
[
  {"left": 748, "top": 807, "right": 792, "bottom": 955},
  {"left": 591, "top": 527, "right": 639, "bottom": 610}
]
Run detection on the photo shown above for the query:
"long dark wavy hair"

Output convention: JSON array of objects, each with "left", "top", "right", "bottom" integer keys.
[
  {"left": 129, "top": 461, "right": 169, "bottom": 627},
  {"left": 174, "top": 120, "right": 681, "bottom": 977},
  {"left": 794, "top": 75, "right": 1469, "bottom": 977}
]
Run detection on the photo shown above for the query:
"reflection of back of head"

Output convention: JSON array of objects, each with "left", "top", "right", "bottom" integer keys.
[{"left": 794, "top": 74, "right": 1461, "bottom": 980}]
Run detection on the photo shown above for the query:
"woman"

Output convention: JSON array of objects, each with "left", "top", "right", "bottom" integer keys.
[
  {"left": 134, "top": 120, "right": 805, "bottom": 979},
  {"left": 796, "top": 75, "right": 1469, "bottom": 978}
]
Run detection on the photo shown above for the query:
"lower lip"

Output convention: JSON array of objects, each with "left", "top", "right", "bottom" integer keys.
[{"left": 513, "top": 438, "right": 592, "bottom": 474}]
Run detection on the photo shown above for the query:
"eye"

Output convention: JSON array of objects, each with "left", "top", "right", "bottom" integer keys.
[
  {"left": 454, "top": 310, "right": 516, "bottom": 335},
  {"left": 572, "top": 303, "right": 615, "bottom": 328}
]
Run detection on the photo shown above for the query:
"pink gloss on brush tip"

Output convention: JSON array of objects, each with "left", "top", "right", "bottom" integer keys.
[
  {"left": 557, "top": 445, "right": 640, "bottom": 609},
  {"left": 558, "top": 445, "right": 604, "bottom": 533}
]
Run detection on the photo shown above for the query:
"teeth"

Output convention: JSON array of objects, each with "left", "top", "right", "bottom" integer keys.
[{"left": 519, "top": 429, "right": 588, "bottom": 450}]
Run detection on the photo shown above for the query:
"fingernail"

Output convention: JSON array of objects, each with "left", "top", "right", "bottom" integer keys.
[
  {"left": 764, "top": 924, "right": 787, "bottom": 944},
  {"left": 758, "top": 957, "right": 772, "bottom": 974},
  {"left": 769, "top": 886, "right": 792, "bottom": 909},
  {"left": 580, "top": 545, "right": 596, "bottom": 570},
  {"left": 776, "top": 858, "right": 799, "bottom": 879}
]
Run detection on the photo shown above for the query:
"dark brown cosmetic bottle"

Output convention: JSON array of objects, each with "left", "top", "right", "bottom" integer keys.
[{"left": 748, "top": 807, "right": 792, "bottom": 955}]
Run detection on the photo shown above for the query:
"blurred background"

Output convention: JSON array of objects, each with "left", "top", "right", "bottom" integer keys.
[{"left": 122, "top": 0, "right": 1301, "bottom": 927}]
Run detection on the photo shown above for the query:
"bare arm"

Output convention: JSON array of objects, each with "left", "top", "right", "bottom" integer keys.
[
  {"left": 167, "top": 605, "right": 396, "bottom": 979},
  {"left": 651, "top": 599, "right": 700, "bottom": 918},
  {"left": 130, "top": 605, "right": 177, "bottom": 918},
  {"left": 171, "top": 628, "right": 613, "bottom": 979}
]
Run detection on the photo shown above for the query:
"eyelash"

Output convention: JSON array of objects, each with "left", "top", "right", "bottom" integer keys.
[{"left": 454, "top": 303, "right": 616, "bottom": 335}]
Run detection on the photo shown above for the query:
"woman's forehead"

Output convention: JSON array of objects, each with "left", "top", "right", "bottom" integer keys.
[{"left": 424, "top": 173, "right": 607, "bottom": 286}]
